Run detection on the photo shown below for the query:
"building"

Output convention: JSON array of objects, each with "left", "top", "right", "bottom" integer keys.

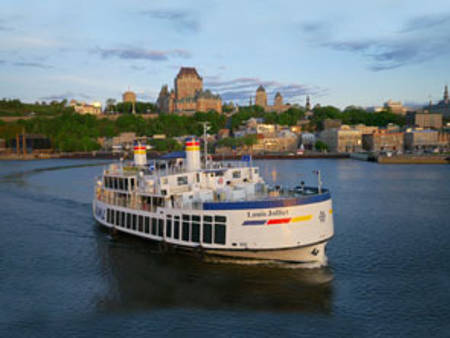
[
  {"left": 252, "top": 130, "right": 299, "bottom": 153},
  {"left": 354, "top": 124, "right": 379, "bottom": 134},
  {"left": 9, "top": 134, "right": 51, "bottom": 153},
  {"left": 319, "top": 125, "right": 362, "bottom": 153},
  {"left": 362, "top": 130, "right": 404, "bottom": 152},
  {"left": 255, "top": 85, "right": 267, "bottom": 107},
  {"left": 157, "top": 67, "right": 222, "bottom": 114},
  {"left": 426, "top": 85, "right": 450, "bottom": 118},
  {"left": 383, "top": 100, "right": 408, "bottom": 115},
  {"left": 254, "top": 86, "right": 290, "bottom": 113},
  {"left": 70, "top": 100, "right": 102, "bottom": 115},
  {"left": 122, "top": 90, "right": 137, "bottom": 103},
  {"left": 323, "top": 119, "right": 342, "bottom": 130},
  {"left": 299, "top": 133, "right": 316, "bottom": 150},
  {"left": 404, "top": 130, "right": 439, "bottom": 151},
  {"left": 407, "top": 112, "right": 443, "bottom": 129}
]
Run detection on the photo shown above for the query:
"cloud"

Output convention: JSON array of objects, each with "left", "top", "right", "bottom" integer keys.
[
  {"left": 303, "top": 13, "right": 450, "bottom": 71},
  {"left": 40, "top": 92, "right": 91, "bottom": 101},
  {"left": 13, "top": 61, "right": 53, "bottom": 69},
  {"left": 401, "top": 13, "right": 450, "bottom": 33},
  {"left": 205, "top": 77, "right": 324, "bottom": 103},
  {"left": 94, "top": 47, "right": 191, "bottom": 61},
  {"left": 140, "top": 9, "right": 199, "bottom": 33}
]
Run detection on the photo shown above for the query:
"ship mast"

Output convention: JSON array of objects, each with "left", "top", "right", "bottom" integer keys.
[{"left": 200, "top": 122, "right": 210, "bottom": 169}]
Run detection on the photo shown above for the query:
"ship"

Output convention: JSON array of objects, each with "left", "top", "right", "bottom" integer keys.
[{"left": 93, "top": 136, "right": 334, "bottom": 265}]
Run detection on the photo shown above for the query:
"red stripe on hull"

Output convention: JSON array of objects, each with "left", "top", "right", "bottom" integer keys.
[{"left": 267, "top": 218, "right": 291, "bottom": 225}]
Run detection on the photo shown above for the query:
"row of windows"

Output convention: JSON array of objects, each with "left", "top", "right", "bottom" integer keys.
[
  {"left": 104, "top": 176, "right": 135, "bottom": 191},
  {"left": 106, "top": 209, "right": 226, "bottom": 245}
]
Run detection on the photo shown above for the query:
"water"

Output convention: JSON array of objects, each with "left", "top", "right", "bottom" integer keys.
[{"left": 0, "top": 159, "right": 449, "bottom": 337}]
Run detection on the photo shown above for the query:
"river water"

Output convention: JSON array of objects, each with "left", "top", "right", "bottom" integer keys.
[{"left": 0, "top": 159, "right": 449, "bottom": 337}]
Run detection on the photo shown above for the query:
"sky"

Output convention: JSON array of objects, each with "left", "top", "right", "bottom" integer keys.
[{"left": 1, "top": 0, "right": 450, "bottom": 109}]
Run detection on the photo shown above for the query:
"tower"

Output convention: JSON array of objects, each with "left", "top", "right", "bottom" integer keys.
[
  {"left": 174, "top": 67, "right": 203, "bottom": 101},
  {"left": 306, "top": 95, "right": 311, "bottom": 111},
  {"left": 444, "top": 85, "right": 449, "bottom": 103},
  {"left": 274, "top": 92, "right": 283, "bottom": 106},
  {"left": 255, "top": 85, "right": 267, "bottom": 108}
]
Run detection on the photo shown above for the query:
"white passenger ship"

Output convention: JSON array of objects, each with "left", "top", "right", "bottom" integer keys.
[{"left": 93, "top": 137, "right": 334, "bottom": 265}]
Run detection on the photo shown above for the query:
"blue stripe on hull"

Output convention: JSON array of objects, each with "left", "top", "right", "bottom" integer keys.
[
  {"left": 242, "top": 220, "right": 267, "bottom": 226},
  {"left": 203, "top": 192, "right": 331, "bottom": 210}
]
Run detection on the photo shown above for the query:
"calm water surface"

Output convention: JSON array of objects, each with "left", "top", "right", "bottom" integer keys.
[{"left": 0, "top": 159, "right": 449, "bottom": 337}]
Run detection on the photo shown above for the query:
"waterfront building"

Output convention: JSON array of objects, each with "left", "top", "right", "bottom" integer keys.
[
  {"left": 157, "top": 67, "right": 222, "bottom": 114},
  {"left": 426, "top": 85, "right": 450, "bottom": 118},
  {"left": 319, "top": 125, "right": 362, "bottom": 153},
  {"left": 9, "top": 134, "right": 51, "bottom": 153},
  {"left": 323, "top": 119, "right": 342, "bottom": 130},
  {"left": 362, "top": 130, "right": 404, "bottom": 152},
  {"left": 407, "top": 112, "right": 443, "bottom": 129},
  {"left": 69, "top": 100, "right": 102, "bottom": 115},
  {"left": 404, "top": 130, "right": 439, "bottom": 151},
  {"left": 299, "top": 132, "right": 316, "bottom": 150}
]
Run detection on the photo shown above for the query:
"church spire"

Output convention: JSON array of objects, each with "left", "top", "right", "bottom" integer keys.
[
  {"left": 306, "top": 95, "right": 311, "bottom": 111},
  {"left": 444, "top": 84, "right": 448, "bottom": 102}
]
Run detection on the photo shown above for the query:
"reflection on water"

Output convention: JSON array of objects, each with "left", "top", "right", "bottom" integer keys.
[{"left": 94, "top": 228, "right": 334, "bottom": 314}]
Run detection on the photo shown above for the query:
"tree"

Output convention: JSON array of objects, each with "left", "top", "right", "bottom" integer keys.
[
  {"left": 315, "top": 140, "right": 328, "bottom": 152},
  {"left": 106, "top": 98, "right": 116, "bottom": 113}
]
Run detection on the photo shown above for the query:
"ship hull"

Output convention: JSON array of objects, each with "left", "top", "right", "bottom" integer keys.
[{"left": 93, "top": 196, "right": 333, "bottom": 265}]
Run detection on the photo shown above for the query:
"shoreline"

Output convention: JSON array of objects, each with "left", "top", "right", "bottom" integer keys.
[{"left": 0, "top": 151, "right": 448, "bottom": 164}]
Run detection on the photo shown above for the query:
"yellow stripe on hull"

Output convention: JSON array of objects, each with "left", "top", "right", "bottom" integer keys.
[
  {"left": 291, "top": 215, "right": 312, "bottom": 222},
  {"left": 134, "top": 151, "right": 146, "bottom": 155}
]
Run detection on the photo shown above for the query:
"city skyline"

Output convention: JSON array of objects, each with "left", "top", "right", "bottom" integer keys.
[{"left": 1, "top": 0, "right": 450, "bottom": 109}]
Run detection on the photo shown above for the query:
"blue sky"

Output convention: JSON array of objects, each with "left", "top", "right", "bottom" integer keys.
[{"left": 1, "top": 0, "right": 449, "bottom": 109}]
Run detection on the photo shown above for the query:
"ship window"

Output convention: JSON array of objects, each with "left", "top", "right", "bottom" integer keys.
[
  {"left": 121, "top": 212, "right": 125, "bottom": 227},
  {"left": 138, "top": 215, "right": 144, "bottom": 232},
  {"left": 182, "top": 222, "right": 190, "bottom": 241},
  {"left": 192, "top": 215, "right": 200, "bottom": 222},
  {"left": 106, "top": 209, "right": 111, "bottom": 223},
  {"left": 119, "top": 179, "right": 124, "bottom": 190},
  {"left": 132, "top": 214, "right": 137, "bottom": 230},
  {"left": 130, "top": 178, "right": 135, "bottom": 189},
  {"left": 203, "top": 223, "right": 212, "bottom": 244},
  {"left": 125, "top": 179, "right": 129, "bottom": 190},
  {"left": 158, "top": 219, "right": 164, "bottom": 237},
  {"left": 151, "top": 218, "right": 157, "bottom": 235},
  {"left": 145, "top": 217, "right": 150, "bottom": 233},
  {"left": 203, "top": 215, "right": 213, "bottom": 223},
  {"left": 191, "top": 222, "right": 200, "bottom": 243},
  {"left": 174, "top": 220, "right": 180, "bottom": 239},
  {"left": 114, "top": 210, "right": 118, "bottom": 225},
  {"left": 177, "top": 176, "right": 188, "bottom": 186},
  {"left": 182, "top": 214, "right": 190, "bottom": 221},
  {"left": 232, "top": 171, "right": 241, "bottom": 179},
  {"left": 113, "top": 178, "right": 118, "bottom": 190},
  {"left": 127, "top": 213, "right": 131, "bottom": 229},
  {"left": 111, "top": 209, "right": 115, "bottom": 224},
  {"left": 104, "top": 177, "right": 110, "bottom": 188},
  {"left": 196, "top": 173, "right": 200, "bottom": 182},
  {"left": 214, "top": 224, "right": 226, "bottom": 245},
  {"left": 166, "top": 219, "right": 172, "bottom": 238},
  {"left": 215, "top": 216, "right": 226, "bottom": 223}
]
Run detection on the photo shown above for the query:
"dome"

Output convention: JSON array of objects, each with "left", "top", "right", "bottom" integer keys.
[{"left": 256, "top": 85, "right": 266, "bottom": 92}]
